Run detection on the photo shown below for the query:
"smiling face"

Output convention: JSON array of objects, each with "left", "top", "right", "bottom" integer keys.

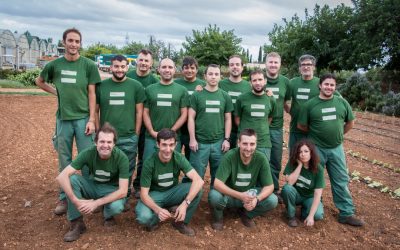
[
  {"left": 266, "top": 56, "right": 281, "bottom": 77},
  {"left": 96, "top": 132, "right": 115, "bottom": 160},
  {"left": 136, "top": 52, "right": 153, "bottom": 75},
  {"left": 111, "top": 59, "right": 128, "bottom": 82},
  {"left": 299, "top": 59, "right": 315, "bottom": 79},
  {"left": 319, "top": 77, "right": 336, "bottom": 99},
  {"left": 158, "top": 58, "right": 176, "bottom": 84},
  {"left": 228, "top": 57, "right": 243, "bottom": 78},
  {"left": 63, "top": 32, "right": 81, "bottom": 57},
  {"left": 238, "top": 134, "right": 257, "bottom": 163},
  {"left": 182, "top": 64, "right": 198, "bottom": 82},
  {"left": 157, "top": 138, "right": 177, "bottom": 163}
]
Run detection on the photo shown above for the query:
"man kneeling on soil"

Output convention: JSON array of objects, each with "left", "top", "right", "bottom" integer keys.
[
  {"left": 56, "top": 123, "right": 129, "bottom": 242},
  {"left": 135, "top": 128, "right": 204, "bottom": 236},
  {"left": 209, "top": 128, "right": 278, "bottom": 230}
]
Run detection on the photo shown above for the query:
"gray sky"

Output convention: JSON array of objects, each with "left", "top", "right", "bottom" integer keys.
[{"left": 0, "top": 0, "right": 352, "bottom": 58}]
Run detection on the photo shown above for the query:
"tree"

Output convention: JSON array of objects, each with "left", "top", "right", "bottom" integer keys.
[
  {"left": 183, "top": 24, "right": 243, "bottom": 65},
  {"left": 258, "top": 46, "right": 263, "bottom": 63},
  {"left": 81, "top": 42, "right": 120, "bottom": 61},
  {"left": 121, "top": 41, "right": 145, "bottom": 55}
]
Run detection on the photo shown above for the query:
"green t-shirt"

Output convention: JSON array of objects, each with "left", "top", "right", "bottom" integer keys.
[
  {"left": 283, "top": 164, "right": 325, "bottom": 198},
  {"left": 235, "top": 92, "right": 276, "bottom": 148},
  {"left": 298, "top": 96, "right": 355, "bottom": 148},
  {"left": 285, "top": 76, "right": 320, "bottom": 133},
  {"left": 219, "top": 78, "right": 251, "bottom": 132},
  {"left": 175, "top": 78, "right": 206, "bottom": 136},
  {"left": 40, "top": 56, "right": 101, "bottom": 120},
  {"left": 96, "top": 78, "right": 146, "bottom": 138},
  {"left": 215, "top": 148, "right": 273, "bottom": 192},
  {"left": 144, "top": 82, "right": 189, "bottom": 137},
  {"left": 141, "top": 151, "right": 193, "bottom": 192},
  {"left": 127, "top": 70, "right": 159, "bottom": 88},
  {"left": 190, "top": 88, "right": 234, "bottom": 144},
  {"left": 71, "top": 146, "right": 129, "bottom": 186},
  {"left": 266, "top": 74, "right": 289, "bottom": 129}
]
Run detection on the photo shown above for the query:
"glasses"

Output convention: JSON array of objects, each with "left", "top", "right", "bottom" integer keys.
[{"left": 301, "top": 63, "right": 314, "bottom": 67}]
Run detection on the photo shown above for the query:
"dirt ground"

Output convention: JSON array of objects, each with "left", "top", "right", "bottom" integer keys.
[{"left": 0, "top": 95, "right": 399, "bottom": 249}]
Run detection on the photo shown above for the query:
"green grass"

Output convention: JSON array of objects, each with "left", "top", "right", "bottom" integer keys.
[
  {"left": 0, "top": 79, "right": 28, "bottom": 88},
  {"left": 0, "top": 91, "right": 50, "bottom": 96}
]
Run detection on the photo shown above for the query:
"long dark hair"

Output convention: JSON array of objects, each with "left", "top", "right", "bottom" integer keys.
[{"left": 289, "top": 139, "right": 320, "bottom": 174}]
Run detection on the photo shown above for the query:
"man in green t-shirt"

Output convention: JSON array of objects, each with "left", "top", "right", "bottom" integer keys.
[
  {"left": 143, "top": 58, "right": 188, "bottom": 161},
  {"left": 297, "top": 73, "right": 364, "bottom": 227},
  {"left": 174, "top": 56, "right": 205, "bottom": 161},
  {"left": 209, "top": 129, "right": 278, "bottom": 230},
  {"left": 265, "top": 52, "right": 290, "bottom": 198},
  {"left": 188, "top": 64, "right": 233, "bottom": 186},
  {"left": 36, "top": 28, "right": 101, "bottom": 216},
  {"left": 127, "top": 49, "right": 159, "bottom": 199},
  {"left": 235, "top": 69, "right": 276, "bottom": 160},
  {"left": 96, "top": 55, "right": 146, "bottom": 209},
  {"left": 135, "top": 129, "right": 204, "bottom": 236},
  {"left": 219, "top": 55, "right": 251, "bottom": 148},
  {"left": 284, "top": 54, "right": 320, "bottom": 153},
  {"left": 56, "top": 123, "right": 129, "bottom": 242}
]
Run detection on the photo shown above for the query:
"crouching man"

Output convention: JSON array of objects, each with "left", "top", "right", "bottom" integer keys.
[
  {"left": 209, "top": 128, "right": 278, "bottom": 230},
  {"left": 56, "top": 123, "right": 129, "bottom": 242},
  {"left": 135, "top": 128, "right": 204, "bottom": 236}
]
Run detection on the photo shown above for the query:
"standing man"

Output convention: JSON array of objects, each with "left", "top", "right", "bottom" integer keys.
[
  {"left": 219, "top": 55, "right": 251, "bottom": 148},
  {"left": 297, "top": 73, "right": 364, "bottom": 227},
  {"left": 284, "top": 54, "right": 319, "bottom": 153},
  {"left": 96, "top": 55, "right": 146, "bottom": 209},
  {"left": 235, "top": 69, "right": 276, "bottom": 161},
  {"left": 265, "top": 52, "right": 290, "bottom": 197},
  {"left": 209, "top": 129, "right": 278, "bottom": 230},
  {"left": 135, "top": 129, "right": 204, "bottom": 236},
  {"left": 127, "top": 49, "right": 159, "bottom": 198},
  {"left": 143, "top": 58, "right": 188, "bottom": 161},
  {"left": 188, "top": 64, "right": 233, "bottom": 186},
  {"left": 57, "top": 123, "right": 129, "bottom": 242},
  {"left": 36, "top": 28, "right": 101, "bottom": 215},
  {"left": 175, "top": 56, "right": 205, "bottom": 161}
]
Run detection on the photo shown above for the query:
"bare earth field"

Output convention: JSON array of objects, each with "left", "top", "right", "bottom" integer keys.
[{"left": 0, "top": 95, "right": 399, "bottom": 249}]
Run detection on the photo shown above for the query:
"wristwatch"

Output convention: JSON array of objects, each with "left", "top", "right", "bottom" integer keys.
[
  {"left": 224, "top": 137, "right": 230, "bottom": 142},
  {"left": 185, "top": 199, "right": 191, "bottom": 205}
]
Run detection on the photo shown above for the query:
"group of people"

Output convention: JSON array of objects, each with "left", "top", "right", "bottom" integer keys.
[{"left": 36, "top": 28, "right": 364, "bottom": 242}]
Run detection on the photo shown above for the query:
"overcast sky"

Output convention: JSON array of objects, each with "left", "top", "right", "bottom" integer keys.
[{"left": 1, "top": 0, "right": 352, "bottom": 58}]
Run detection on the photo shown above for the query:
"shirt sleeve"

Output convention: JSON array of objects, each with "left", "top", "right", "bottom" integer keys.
[
  {"left": 215, "top": 154, "right": 232, "bottom": 183},
  {"left": 258, "top": 154, "right": 273, "bottom": 186},
  {"left": 140, "top": 158, "right": 154, "bottom": 188},
  {"left": 118, "top": 152, "right": 130, "bottom": 179},
  {"left": 40, "top": 61, "right": 54, "bottom": 83}
]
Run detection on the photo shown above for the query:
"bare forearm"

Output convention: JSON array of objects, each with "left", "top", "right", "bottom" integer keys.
[
  {"left": 224, "top": 113, "right": 232, "bottom": 139},
  {"left": 171, "top": 109, "right": 187, "bottom": 132},
  {"left": 308, "top": 189, "right": 323, "bottom": 218},
  {"left": 286, "top": 164, "right": 302, "bottom": 185},
  {"left": 88, "top": 85, "right": 96, "bottom": 122},
  {"left": 258, "top": 185, "right": 274, "bottom": 201},
  {"left": 214, "top": 179, "right": 242, "bottom": 200},
  {"left": 35, "top": 77, "right": 57, "bottom": 95}
]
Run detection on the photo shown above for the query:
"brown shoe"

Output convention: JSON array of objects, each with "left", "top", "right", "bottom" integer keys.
[
  {"left": 54, "top": 200, "right": 67, "bottom": 216},
  {"left": 211, "top": 219, "right": 224, "bottom": 231},
  {"left": 171, "top": 221, "right": 195, "bottom": 236},
  {"left": 63, "top": 217, "right": 86, "bottom": 242},
  {"left": 238, "top": 209, "right": 256, "bottom": 228},
  {"left": 104, "top": 217, "right": 116, "bottom": 227},
  {"left": 339, "top": 216, "right": 365, "bottom": 227},
  {"left": 145, "top": 224, "right": 159, "bottom": 232},
  {"left": 288, "top": 217, "right": 298, "bottom": 227}
]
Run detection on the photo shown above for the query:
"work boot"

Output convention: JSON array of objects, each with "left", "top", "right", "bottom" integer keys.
[
  {"left": 288, "top": 217, "right": 298, "bottom": 227},
  {"left": 339, "top": 215, "right": 365, "bottom": 227},
  {"left": 171, "top": 221, "right": 195, "bottom": 236},
  {"left": 54, "top": 200, "right": 67, "bottom": 216},
  {"left": 104, "top": 217, "right": 116, "bottom": 227},
  {"left": 63, "top": 217, "right": 86, "bottom": 242},
  {"left": 145, "top": 224, "right": 159, "bottom": 232},
  {"left": 123, "top": 201, "right": 131, "bottom": 212},
  {"left": 238, "top": 209, "right": 256, "bottom": 228},
  {"left": 211, "top": 218, "right": 224, "bottom": 231}
]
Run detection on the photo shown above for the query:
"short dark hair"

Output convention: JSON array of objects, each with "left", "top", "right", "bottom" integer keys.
[
  {"left": 204, "top": 64, "right": 220, "bottom": 74},
  {"left": 298, "top": 54, "right": 316, "bottom": 66},
  {"left": 95, "top": 122, "right": 118, "bottom": 143},
  {"left": 319, "top": 73, "right": 337, "bottom": 85},
  {"left": 289, "top": 139, "right": 320, "bottom": 174},
  {"left": 182, "top": 56, "right": 198, "bottom": 69},
  {"left": 63, "top": 28, "right": 82, "bottom": 42},
  {"left": 249, "top": 69, "right": 265, "bottom": 81},
  {"left": 229, "top": 55, "right": 243, "bottom": 65},
  {"left": 139, "top": 49, "right": 153, "bottom": 57},
  {"left": 156, "top": 128, "right": 177, "bottom": 143},
  {"left": 111, "top": 55, "right": 128, "bottom": 65},
  {"left": 239, "top": 128, "right": 257, "bottom": 140}
]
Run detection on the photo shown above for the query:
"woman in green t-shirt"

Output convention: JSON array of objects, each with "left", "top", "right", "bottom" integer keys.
[{"left": 281, "top": 139, "right": 325, "bottom": 227}]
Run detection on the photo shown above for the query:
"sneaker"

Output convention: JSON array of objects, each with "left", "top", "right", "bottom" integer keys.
[
  {"left": 171, "top": 221, "right": 195, "bottom": 236},
  {"left": 211, "top": 219, "right": 224, "bottom": 231},
  {"left": 54, "top": 200, "right": 67, "bottom": 216},
  {"left": 145, "top": 224, "right": 159, "bottom": 232},
  {"left": 339, "top": 216, "right": 365, "bottom": 227},
  {"left": 104, "top": 217, "right": 116, "bottom": 227},
  {"left": 288, "top": 217, "right": 298, "bottom": 227},
  {"left": 238, "top": 209, "right": 256, "bottom": 228},
  {"left": 63, "top": 217, "right": 86, "bottom": 242},
  {"left": 123, "top": 202, "right": 131, "bottom": 212}
]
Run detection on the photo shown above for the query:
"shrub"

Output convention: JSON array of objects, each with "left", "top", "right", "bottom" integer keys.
[
  {"left": 0, "top": 69, "right": 18, "bottom": 79},
  {"left": 7, "top": 69, "right": 41, "bottom": 86},
  {"left": 379, "top": 91, "right": 400, "bottom": 117}
]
